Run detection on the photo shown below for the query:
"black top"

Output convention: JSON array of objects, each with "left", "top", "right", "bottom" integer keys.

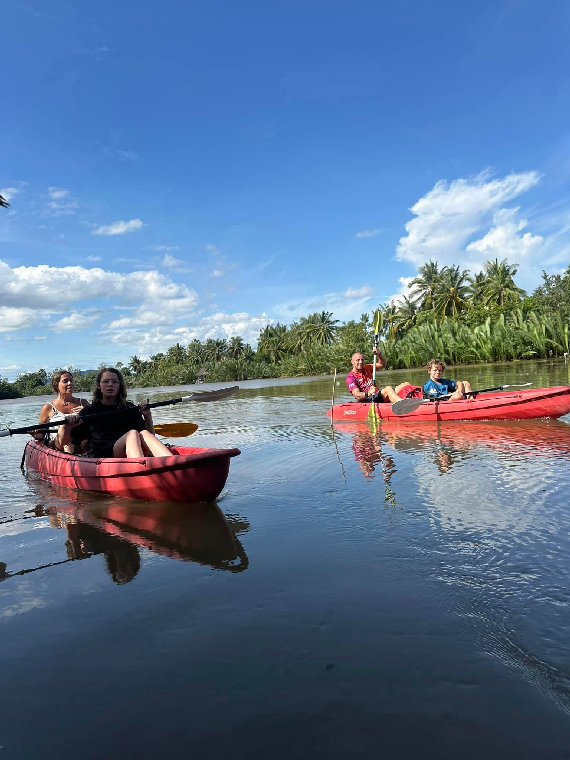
[{"left": 72, "top": 400, "right": 146, "bottom": 458}]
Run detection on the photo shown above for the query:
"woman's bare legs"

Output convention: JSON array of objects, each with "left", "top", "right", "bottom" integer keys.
[
  {"left": 139, "top": 429, "right": 171, "bottom": 456},
  {"left": 113, "top": 429, "right": 171, "bottom": 458},
  {"left": 113, "top": 429, "right": 144, "bottom": 458}
]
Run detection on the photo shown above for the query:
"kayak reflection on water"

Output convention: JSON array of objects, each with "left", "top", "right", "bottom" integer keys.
[
  {"left": 335, "top": 418, "right": 570, "bottom": 484},
  {"left": 1, "top": 492, "right": 249, "bottom": 586}
]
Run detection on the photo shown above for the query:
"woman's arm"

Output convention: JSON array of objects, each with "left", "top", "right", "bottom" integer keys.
[
  {"left": 31, "top": 403, "right": 51, "bottom": 440},
  {"left": 139, "top": 402, "right": 155, "bottom": 434}
]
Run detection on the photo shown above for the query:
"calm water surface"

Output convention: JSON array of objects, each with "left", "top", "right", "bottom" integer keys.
[{"left": 1, "top": 360, "right": 570, "bottom": 759}]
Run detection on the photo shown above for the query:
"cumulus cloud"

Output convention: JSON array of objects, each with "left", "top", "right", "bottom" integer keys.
[
  {"left": 92, "top": 218, "right": 144, "bottom": 236},
  {"left": 99, "top": 311, "right": 272, "bottom": 354},
  {"left": 51, "top": 312, "right": 101, "bottom": 332},
  {"left": 0, "top": 306, "right": 39, "bottom": 332},
  {"left": 0, "top": 261, "right": 199, "bottom": 329},
  {"left": 356, "top": 229, "right": 382, "bottom": 239},
  {"left": 397, "top": 170, "right": 542, "bottom": 271},
  {"left": 466, "top": 207, "right": 543, "bottom": 262}
]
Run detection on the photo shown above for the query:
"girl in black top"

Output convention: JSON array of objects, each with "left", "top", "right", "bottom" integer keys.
[{"left": 73, "top": 367, "right": 172, "bottom": 459}]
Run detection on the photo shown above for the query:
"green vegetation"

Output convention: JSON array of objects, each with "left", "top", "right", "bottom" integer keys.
[{"left": 2, "top": 261, "right": 569, "bottom": 399}]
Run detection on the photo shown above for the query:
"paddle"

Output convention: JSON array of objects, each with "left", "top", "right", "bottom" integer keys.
[
  {"left": 391, "top": 383, "right": 533, "bottom": 416},
  {"left": 372, "top": 309, "right": 382, "bottom": 388},
  {"left": 153, "top": 422, "right": 198, "bottom": 437},
  {"left": 0, "top": 385, "right": 238, "bottom": 438}
]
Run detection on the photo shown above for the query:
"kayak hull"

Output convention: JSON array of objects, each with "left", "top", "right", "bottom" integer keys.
[
  {"left": 327, "top": 386, "right": 570, "bottom": 422},
  {"left": 24, "top": 441, "right": 241, "bottom": 502}
]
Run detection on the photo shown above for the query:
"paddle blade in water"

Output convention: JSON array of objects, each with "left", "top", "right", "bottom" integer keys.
[{"left": 154, "top": 422, "right": 199, "bottom": 437}]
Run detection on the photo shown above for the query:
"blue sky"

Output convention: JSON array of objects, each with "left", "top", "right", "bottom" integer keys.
[{"left": 1, "top": 0, "right": 570, "bottom": 379}]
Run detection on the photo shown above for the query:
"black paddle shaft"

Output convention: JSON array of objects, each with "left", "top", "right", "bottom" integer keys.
[
  {"left": 0, "top": 386, "right": 239, "bottom": 437},
  {"left": 391, "top": 384, "right": 530, "bottom": 416}
]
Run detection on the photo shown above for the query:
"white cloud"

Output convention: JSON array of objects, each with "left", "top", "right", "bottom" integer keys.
[
  {"left": 46, "top": 186, "right": 78, "bottom": 216},
  {"left": 151, "top": 245, "right": 181, "bottom": 252},
  {"left": 274, "top": 285, "right": 375, "bottom": 324},
  {"left": 48, "top": 187, "right": 70, "bottom": 200},
  {"left": 211, "top": 268, "right": 224, "bottom": 277},
  {"left": 92, "top": 218, "right": 144, "bottom": 236},
  {"left": 0, "top": 187, "right": 19, "bottom": 203},
  {"left": 466, "top": 207, "right": 543, "bottom": 264},
  {"left": 396, "top": 170, "right": 542, "bottom": 270},
  {"left": 356, "top": 229, "right": 382, "bottom": 239},
  {"left": 161, "top": 253, "right": 186, "bottom": 269},
  {"left": 51, "top": 312, "right": 101, "bottom": 332},
  {"left": 98, "top": 311, "right": 271, "bottom": 354},
  {"left": 0, "top": 306, "right": 39, "bottom": 332},
  {"left": 0, "top": 261, "right": 199, "bottom": 329},
  {"left": 343, "top": 285, "right": 373, "bottom": 298}
]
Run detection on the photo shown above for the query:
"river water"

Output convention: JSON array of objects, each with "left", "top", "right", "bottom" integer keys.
[{"left": 1, "top": 360, "right": 570, "bottom": 759}]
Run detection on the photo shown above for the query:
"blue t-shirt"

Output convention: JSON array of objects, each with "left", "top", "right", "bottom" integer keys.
[{"left": 423, "top": 378, "right": 457, "bottom": 397}]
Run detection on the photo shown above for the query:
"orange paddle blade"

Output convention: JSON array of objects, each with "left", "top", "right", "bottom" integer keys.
[{"left": 154, "top": 422, "right": 199, "bottom": 437}]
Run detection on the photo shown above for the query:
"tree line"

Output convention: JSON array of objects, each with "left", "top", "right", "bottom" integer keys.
[{"left": 2, "top": 259, "right": 569, "bottom": 399}]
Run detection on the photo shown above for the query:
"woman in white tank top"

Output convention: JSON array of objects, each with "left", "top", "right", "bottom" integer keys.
[{"left": 33, "top": 370, "right": 88, "bottom": 453}]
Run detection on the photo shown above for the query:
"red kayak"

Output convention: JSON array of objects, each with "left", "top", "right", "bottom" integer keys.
[
  {"left": 327, "top": 385, "right": 570, "bottom": 422},
  {"left": 24, "top": 441, "right": 241, "bottom": 502}
]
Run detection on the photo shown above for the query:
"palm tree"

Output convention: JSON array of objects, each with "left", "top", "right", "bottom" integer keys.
[
  {"left": 298, "top": 311, "right": 339, "bottom": 347},
  {"left": 433, "top": 265, "right": 471, "bottom": 318},
  {"left": 0, "top": 194, "right": 10, "bottom": 208},
  {"left": 227, "top": 336, "right": 245, "bottom": 359},
  {"left": 257, "top": 323, "right": 288, "bottom": 364},
  {"left": 166, "top": 343, "right": 186, "bottom": 364},
  {"left": 392, "top": 295, "right": 420, "bottom": 336},
  {"left": 186, "top": 339, "right": 205, "bottom": 364},
  {"left": 204, "top": 338, "right": 227, "bottom": 362},
  {"left": 380, "top": 302, "right": 399, "bottom": 340},
  {"left": 410, "top": 261, "right": 441, "bottom": 310},
  {"left": 128, "top": 355, "right": 144, "bottom": 375},
  {"left": 467, "top": 271, "right": 487, "bottom": 304},
  {"left": 482, "top": 258, "right": 526, "bottom": 307}
]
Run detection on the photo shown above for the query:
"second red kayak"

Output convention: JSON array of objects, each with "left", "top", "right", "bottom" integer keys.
[
  {"left": 24, "top": 440, "right": 241, "bottom": 502},
  {"left": 327, "top": 385, "right": 570, "bottom": 422}
]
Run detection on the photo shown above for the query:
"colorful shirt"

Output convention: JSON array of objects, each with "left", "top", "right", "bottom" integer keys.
[
  {"left": 423, "top": 378, "right": 457, "bottom": 398},
  {"left": 347, "top": 364, "right": 374, "bottom": 395}
]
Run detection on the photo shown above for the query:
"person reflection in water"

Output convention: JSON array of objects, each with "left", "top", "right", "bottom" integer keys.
[
  {"left": 53, "top": 513, "right": 141, "bottom": 584},
  {"left": 351, "top": 429, "right": 395, "bottom": 484}
]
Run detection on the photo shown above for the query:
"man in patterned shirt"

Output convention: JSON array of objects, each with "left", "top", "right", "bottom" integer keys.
[{"left": 346, "top": 350, "right": 409, "bottom": 403}]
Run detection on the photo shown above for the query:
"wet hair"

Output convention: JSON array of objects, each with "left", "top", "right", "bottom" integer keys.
[
  {"left": 93, "top": 367, "right": 128, "bottom": 406},
  {"left": 51, "top": 369, "right": 73, "bottom": 393},
  {"left": 426, "top": 358, "right": 445, "bottom": 373}
]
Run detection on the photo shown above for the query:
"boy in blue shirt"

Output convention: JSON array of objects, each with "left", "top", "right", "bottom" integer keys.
[{"left": 423, "top": 359, "right": 473, "bottom": 400}]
